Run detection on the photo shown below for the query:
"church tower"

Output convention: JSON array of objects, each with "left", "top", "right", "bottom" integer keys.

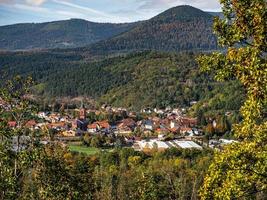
[{"left": 79, "top": 101, "right": 86, "bottom": 120}]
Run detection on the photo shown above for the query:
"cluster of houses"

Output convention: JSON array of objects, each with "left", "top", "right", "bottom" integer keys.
[
  {"left": 79, "top": 105, "right": 200, "bottom": 137},
  {"left": 5, "top": 107, "right": 198, "bottom": 136},
  {"left": 3, "top": 101, "right": 237, "bottom": 151}
]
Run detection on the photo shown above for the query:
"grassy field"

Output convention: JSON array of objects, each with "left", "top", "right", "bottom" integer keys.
[{"left": 68, "top": 145, "right": 100, "bottom": 155}]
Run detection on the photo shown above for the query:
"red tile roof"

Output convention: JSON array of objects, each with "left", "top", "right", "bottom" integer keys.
[
  {"left": 25, "top": 120, "right": 37, "bottom": 127},
  {"left": 8, "top": 121, "right": 17, "bottom": 127}
]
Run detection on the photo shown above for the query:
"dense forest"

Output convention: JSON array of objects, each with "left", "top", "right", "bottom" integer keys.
[
  {"left": 83, "top": 6, "right": 217, "bottom": 54},
  {"left": 0, "top": 19, "right": 138, "bottom": 50},
  {"left": 0, "top": 51, "right": 244, "bottom": 113}
]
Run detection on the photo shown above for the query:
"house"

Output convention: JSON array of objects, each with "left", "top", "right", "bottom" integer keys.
[
  {"left": 115, "top": 126, "right": 132, "bottom": 135},
  {"left": 129, "top": 112, "right": 137, "bottom": 117},
  {"left": 154, "top": 108, "right": 165, "bottom": 115},
  {"left": 48, "top": 113, "right": 61, "bottom": 123},
  {"left": 170, "top": 120, "right": 179, "bottom": 129},
  {"left": 165, "top": 106, "right": 172, "bottom": 112},
  {"left": 180, "top": 127, "right": 193, "bottom": 135},
  {"left": 179, "top": 117, "right": 197, "bottom": 127},
  {"left": 117, "top": 118, "right": 136, "bottom": 130},
  {"left": 172, "top": 108, "right": 181, "bottom": 115},
  {"left": 8, "top": 121, "right": 17, "bottom": 128},
  {"left": 48, "top": 122, "right": 66, "bottom": 131},
  {"left": 155, "top": 126, "right": 169, "bottom": 135},
  {"left": 25, "top": 120, "right": 37, "bottom": 129},
  {"left": 144, "top": 120, "right": 153, "bottom": 131},
  {"left": 88, "top": 123, "right": 98, "bottom": 133},
  {"left": 62, "top": 130, "right": 76, "bottom": 137},
  {"left": 88, "top": 120, "right": 111, "bottom": 134},
  {"left": 37, "top": 112, "right": 47, "bottom": 118},
  {"left": 141, "top": 108, "right": 152, "bottom": 114}
]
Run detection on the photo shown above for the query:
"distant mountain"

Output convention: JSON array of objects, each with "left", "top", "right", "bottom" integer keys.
[
  {"left": 84, "top": 5, "right": 218, "bottom": 54},
  {"left": 0, "top": 19, "right": 139, "bottom": 50},
  {"left": 0, "top": 6, "right": 217, "bottom": 52}
]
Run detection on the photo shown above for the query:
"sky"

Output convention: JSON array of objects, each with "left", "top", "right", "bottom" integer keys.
[{"left": 0, "top": 0, "right": 221, "bottom": 26}]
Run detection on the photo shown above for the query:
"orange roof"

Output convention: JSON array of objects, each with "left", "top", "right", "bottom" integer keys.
[
  {"left": 88, "top": 120, "right": 110, "bottom": 129},
  {"left": 117, "top": 118, "right": 135, "bottom": 128},
  {"left": 180, "top": 127, "right": 192, "bottom": 132},
  {"left": 88, "top": 123, "right": 97, "bottom": 129},
  {"left": 169, "top": 127, "right": 179, "bottom": 133},
  {"left": 98, "top": 120, "right": 110, "bottom": 128},
  {"left": 48, "top": 122, "right": 66, "bottom": 128},
  {"left": 155, "top": 127, "right": 169, "bottom": 133},
  {"left": 155, "top": 128, "right": 162, "bottom": 133}
]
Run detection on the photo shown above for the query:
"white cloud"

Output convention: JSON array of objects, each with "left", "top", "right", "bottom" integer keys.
[
  {"left": 52, "top": 0, "right": 127, "bottom": 22},
  {"left": 52, "top": 0, "right": 112, "bottom": 18},
  {"left": 25, "top": 0, "right": 46, "bottom": 6},
  {"left": 13, "top": 3, "right": 50, "bottom": 12}
]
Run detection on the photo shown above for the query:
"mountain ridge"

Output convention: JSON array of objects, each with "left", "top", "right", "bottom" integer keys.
[
  {"left": 0, "top": 5, "right": 217, "bottom": 51},
  {"left": 0, "top": 19, "right": 140, "bottom": 50},
  {"left": 82, "top": 5, "right": 217, "bottom": 54}
]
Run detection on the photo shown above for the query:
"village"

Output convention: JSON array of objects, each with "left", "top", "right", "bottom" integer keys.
[{"left": 5, "top": 100, "right": 236, "bottom": 153}]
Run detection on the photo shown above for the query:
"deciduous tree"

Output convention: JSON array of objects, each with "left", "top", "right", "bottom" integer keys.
[{"left": 198, "top": 0, "right": 267, "bottom": 199}]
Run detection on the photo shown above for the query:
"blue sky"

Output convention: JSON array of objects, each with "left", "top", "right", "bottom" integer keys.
[{"left": 0, "top": 0, "right": 221, "bottom": 26}]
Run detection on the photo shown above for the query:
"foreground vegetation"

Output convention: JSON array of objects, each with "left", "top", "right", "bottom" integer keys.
[
  {"left": 19, "top": 144, "right": 213, "bottom": 200},
  {"left": 198, "top": 0, "right": 267, "bottom": 199}
]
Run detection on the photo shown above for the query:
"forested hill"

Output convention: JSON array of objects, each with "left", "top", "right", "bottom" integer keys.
[
  {"left": 0, "top": 50, "right": 243, "bottom": 112},
  {"left": 0, "top": 6, "right": 217, "bottom": 52},
  {"left": 0, "top": 19, "right": 139, "bottom": 50},
  {"left": 82, "top": 5, "right": 217, "bottom": 54}
]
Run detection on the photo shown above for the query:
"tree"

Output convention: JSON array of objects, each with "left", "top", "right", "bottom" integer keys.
[
  {"left": 0, "top": 76, "right": 38, "bottom": 199},
  {"left": 198, "top": 0, "right": 267, "bottom": 199},
  {"left": 90, "top": 135, "right": 102, "bottom": 148},
  {"left": 204, "top": 123, "right": 215, "bottom": 144}
]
